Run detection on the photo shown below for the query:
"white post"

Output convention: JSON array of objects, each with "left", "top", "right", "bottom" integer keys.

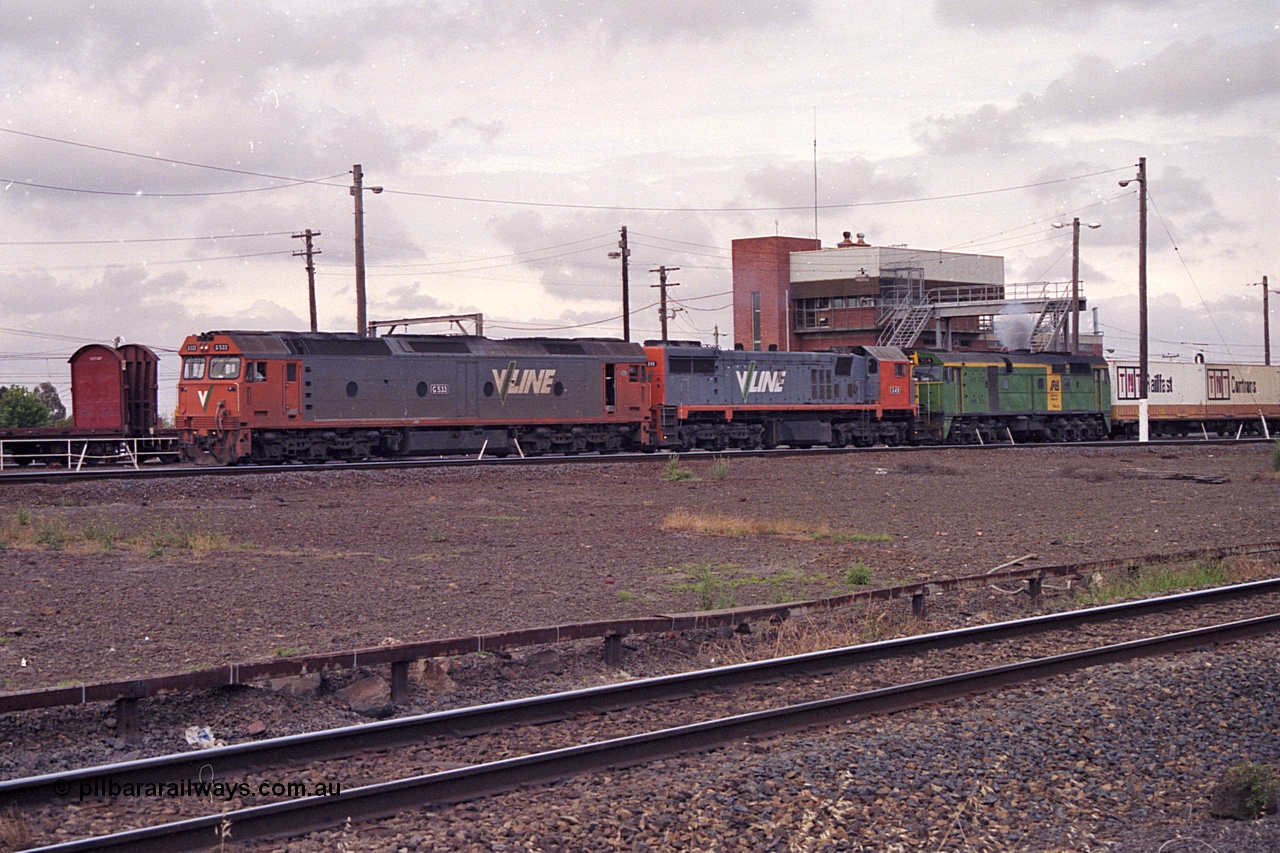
[{"left": 1138, "top": 399, "right": 1150, "bottom": 442}]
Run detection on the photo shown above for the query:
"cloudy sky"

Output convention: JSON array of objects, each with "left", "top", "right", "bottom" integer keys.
[{"left": 1, "top": 0, "right": 1275, "bottom": 414}]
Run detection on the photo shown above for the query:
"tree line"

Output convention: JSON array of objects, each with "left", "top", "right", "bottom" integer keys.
[{"left": 0, "top": 383, "right": 68, "bottom": 429}]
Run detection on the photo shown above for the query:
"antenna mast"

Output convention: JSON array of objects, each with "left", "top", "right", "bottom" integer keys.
[{"left": 813, "top": 108, "right": 819, "bottom": 240}]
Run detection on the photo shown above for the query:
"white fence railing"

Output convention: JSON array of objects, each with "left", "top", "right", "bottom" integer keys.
[{"left": 0, "top": 437, "right": 181, "bottom": 472}]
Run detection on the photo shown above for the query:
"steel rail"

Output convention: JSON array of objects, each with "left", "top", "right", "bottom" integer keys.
[
  {"left": 0, "top": 436, "right": 1265, "bottom": 484},
  {"left": 17, "top": 612, "right": 1280, "bottom": 853},
  {"left": 5, "top": 577, "right": 1279, "bottom": 811}
]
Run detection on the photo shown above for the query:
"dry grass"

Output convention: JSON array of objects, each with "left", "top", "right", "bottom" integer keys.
[
  {"left": 702, "top": 606, "right": 911, "bottom": 665},
  {"left": 662, "top": 508, "right": 833, "bottom": 538},
  {"left": 0, "top": 805, "right": 31, "bottom": 851},
  {"left": 1224, "top": 554, "right": 1280, "bottom": 581},
  {"left": 0, "top": 509, "right": 235, "bottom": 558}
]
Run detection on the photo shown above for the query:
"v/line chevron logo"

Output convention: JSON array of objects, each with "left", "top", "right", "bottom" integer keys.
[
  {"left": 492, "top": 361, "right": 558, "bottom": 404},
  {"left": 735, "top": 363, "right": 786, "bottom": 401}
]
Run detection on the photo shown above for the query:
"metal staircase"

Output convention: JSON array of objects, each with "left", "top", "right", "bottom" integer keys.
[
  {"left": 878, "top": 302, "right": 934, "bottom": 348},
  {"left": 1030, "top": 298, "right": 1072, "bottom": 352}
]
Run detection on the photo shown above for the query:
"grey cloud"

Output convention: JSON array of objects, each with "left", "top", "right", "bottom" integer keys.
[
  {"left": 450, "top": 118, "right": 505, "bottom": 144},
  {"left": 918, "top": 35, "right": 1279, "bottom": 153},
  {"left": 740, "top": 156, "right": 924, "bottom": 209},
  {"left": 357, "top": 1, "right": 816, "bottom": 46},
  {"left": 933, "top": 0, "right": 1188, "bottom": 29},
  {"left": 914, "top": 103, "right": 1034, "bottom": 156},
  {"left": 1032, "top": 37, "right": 1280, "bottom": 121}
]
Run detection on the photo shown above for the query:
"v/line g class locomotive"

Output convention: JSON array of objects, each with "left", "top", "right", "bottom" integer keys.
[{"left": 174, "top": 329, "right": 1136, "bottom": 464}]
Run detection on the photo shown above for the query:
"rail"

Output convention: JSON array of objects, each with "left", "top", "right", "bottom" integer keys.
[
  {"left": 5, "top": 576, "right": 1279, "bottom": 810},
  {"left": 14, "top": 611, "right": 1280, "bottom": 852}
]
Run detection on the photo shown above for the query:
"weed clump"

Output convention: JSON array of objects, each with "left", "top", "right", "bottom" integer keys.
[
  {"left": 844, "top": 561, "right": 873, "bottom": 586},
  {"left": 1211, "top": 763, "right": 1279, "bottom": 820},
  {"left": 661, "top": 454, "right": 697, "bottom": 482},
  {"left": 1076, "top": 559, "right": 1231, "bottom": 605}
]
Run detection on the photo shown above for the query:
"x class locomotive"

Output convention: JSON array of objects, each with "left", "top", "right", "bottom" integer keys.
[{"left": 645, "top": 343, "right": 915, "bottom": 449}]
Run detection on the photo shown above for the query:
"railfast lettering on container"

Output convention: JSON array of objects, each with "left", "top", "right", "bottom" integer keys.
[
  {"left": 1150, "top": 373, "right": 1174, "bottom": 394},
  {"left": 736, "top": 363, "right": 786, "bottom": 401},
  {"left": 492, "top": 362, "right": 557, "bottom": 404}
]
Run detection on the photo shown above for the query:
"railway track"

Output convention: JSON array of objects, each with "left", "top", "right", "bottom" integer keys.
[
  {"left": 7, "top": 578, "right": 1280, "bottom": 851},
  {"left": 0, "top": 436, "right": 1269, "bottom": 485}
]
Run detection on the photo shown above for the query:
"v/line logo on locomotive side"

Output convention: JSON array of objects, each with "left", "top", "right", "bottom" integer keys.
[
  {"left": 735, "top": 363, "right": 787, "bottom": 401},
  {"left": 491, "top": 361, "right": 559, "bottom": 404}
]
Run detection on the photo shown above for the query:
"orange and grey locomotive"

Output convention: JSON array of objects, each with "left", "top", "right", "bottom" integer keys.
[{"left": 175, "top": 331, "right": 652, "bottom": 464}]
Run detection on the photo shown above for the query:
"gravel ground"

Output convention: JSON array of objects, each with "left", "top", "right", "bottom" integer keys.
[
  {"left": 247, "top": 638, "right": 1280, "bottom": 853},
  {"left": 0, "top": 443, "right": 1278, "bottom": 850}
]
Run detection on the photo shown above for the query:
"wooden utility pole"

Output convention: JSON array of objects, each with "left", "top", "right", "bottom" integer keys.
[
  {"left": 292, "top": 229, "right": 322, "bottom": 332},
  {"left": 1120, "top": 157, "right": 1148, "bottom": 440},
  {"left": 649, "top": 266, "right": 680, "bottom": 342},
  {"left": 611, "top": 226, "right": 631, "bottom": 341},
  {"left": 351, "top": 164, "right": 383, "bottom": 337},
  {"left": 1251, "top": 275, "right": 1271, "bottom": 365}
]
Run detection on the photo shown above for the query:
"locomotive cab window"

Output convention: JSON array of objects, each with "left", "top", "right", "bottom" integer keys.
[
  {"left": 209, "top": 356, "right": 241, "bottom": 380},
  {"left": 245, "top": 362, "right": 266, "bottom": 382},
  {"left": 182, "top": 357, "right": 206, "bottom": 380}
]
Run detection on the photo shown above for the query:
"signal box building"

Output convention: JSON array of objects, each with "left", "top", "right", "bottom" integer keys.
[{"left": 732, "top": 232, "right": 1098, "bottom": 355}]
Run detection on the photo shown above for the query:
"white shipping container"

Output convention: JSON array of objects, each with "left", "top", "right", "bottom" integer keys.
[{"left": 1110, "top": 360, "right": 1280, "bottom": 425}]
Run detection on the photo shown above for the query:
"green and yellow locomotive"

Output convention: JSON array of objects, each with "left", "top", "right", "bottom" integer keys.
[{"left": 912, "top": 351, "right": 1110, "bottom": 444}]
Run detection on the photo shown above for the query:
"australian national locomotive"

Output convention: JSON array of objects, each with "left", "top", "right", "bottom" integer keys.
[{"left": 173, "top": 329, "right": 1280, "bottom": 464}]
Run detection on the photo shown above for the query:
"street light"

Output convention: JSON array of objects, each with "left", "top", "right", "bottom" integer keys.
[
  {"left": 351, "top": 164, "right": 383, "bottom": 337},
  {"left": 1052, "top": 218, "right": 1101, "bottom": 354},
  {"left": 1120, "top": 157, "right": 1148, "bottom": 441}
]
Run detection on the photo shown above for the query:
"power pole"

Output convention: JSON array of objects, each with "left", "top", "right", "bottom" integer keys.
[
  {"left": 611, "top": 226, "right": 631, "bottom": 341},
  {"left": 1267, "top": 275, "right": 1272, "bottom": 367},
  {"left": 1120, "top": 157, "right": 1148, "bottom": 441},
  {"left": 649, "top": 266, "right": 680, "bottom": 343},
  {"left": 351, "top": 164, "right": 383, "bottom": 337},
  {"left": 1251, "top": 275, "right": 1271, "bottom": 365},
  {"left": 292, "top": 229, "right": 322, "bottom": 332}
]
